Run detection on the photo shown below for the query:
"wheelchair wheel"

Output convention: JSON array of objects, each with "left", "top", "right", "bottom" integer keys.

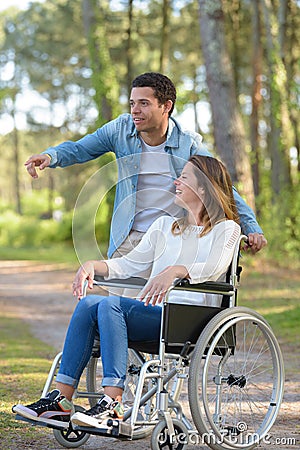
[
  {"left": 188, "top": 307, "right": 284, "bottom": 450},
  {"left": 86, "top": 348, "right": 154, "bottom": 440},
  {"left": 53, "top": 406, "right": 90, "bottom": 448},
  {"left": 150, "top": 418, "right": 189, "bottom": 450}
]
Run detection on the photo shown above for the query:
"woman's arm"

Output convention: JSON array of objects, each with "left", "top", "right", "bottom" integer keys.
[
  {"left": 186, "top": 221, "right": 241, "bottom": 284},
  {"left": 104, "top": 217, "right": 166, "bottom": 279},
  {"left": 72, "top": 217, "right": 166, "bottom": 299},
  {"left": 139, "top": 265, "right": 189, "bottom": 306},
  {"left": 139, "top": 221, "right": 241, "bottom": 306},
  {"left": 72, "top": 260, "right": 109, "bottom": 300}
]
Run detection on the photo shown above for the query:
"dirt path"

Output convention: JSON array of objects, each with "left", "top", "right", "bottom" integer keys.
[{"left": 1, "top": 261, "right": 299, "bottom": 449}]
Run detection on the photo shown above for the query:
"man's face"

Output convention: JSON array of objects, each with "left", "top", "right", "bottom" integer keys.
[{"left": 129, "top": 87, "right": 169, "bottom": 133}]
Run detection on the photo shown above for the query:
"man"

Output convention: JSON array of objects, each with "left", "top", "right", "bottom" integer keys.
[{"left": 25, "top": 72, "right": 266, "bottom": 256}]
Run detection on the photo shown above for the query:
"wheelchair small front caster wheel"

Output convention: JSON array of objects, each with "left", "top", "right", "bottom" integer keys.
[
  {"left": 53, "top": 406, "right": 90, "bottom": 448},
  {"left": 151, "top": 418, "right": 189, "bottom": 450}
]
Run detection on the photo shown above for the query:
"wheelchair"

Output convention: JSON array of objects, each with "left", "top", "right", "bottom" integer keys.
[{"left": 15, "top": 235, "right": 284, "bottom": 450}]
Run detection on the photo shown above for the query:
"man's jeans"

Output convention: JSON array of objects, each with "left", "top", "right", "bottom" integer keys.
[{"left": 56, "top": 295, "right": 161, "bottom": 389}]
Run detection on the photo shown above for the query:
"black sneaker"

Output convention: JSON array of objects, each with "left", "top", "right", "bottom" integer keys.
[
  {"left": 71, "top": 394, "right": 124, "bottom": 428},
  {"left": 12, "top": 389, "right": 73, "bottom": 428}
]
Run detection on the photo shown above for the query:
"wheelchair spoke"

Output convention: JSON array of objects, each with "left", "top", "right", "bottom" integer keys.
[{"left": 189, "top": 307, "right": 284, "bottom": 450}]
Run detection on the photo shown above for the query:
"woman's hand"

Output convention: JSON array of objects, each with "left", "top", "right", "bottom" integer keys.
[
  {"left": 72, "top": 261, "right": 95, "bottom": 300},
  {"left": 72, "top": 260, "right": 109, "bottom": 300},
  {"left": 139, "top": 265, "right": 188, "bottom": 307}
]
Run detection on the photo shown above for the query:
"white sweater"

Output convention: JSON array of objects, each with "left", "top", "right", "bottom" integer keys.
[{"left": 105, "top": 216, "right": 241, "bottom": 306}]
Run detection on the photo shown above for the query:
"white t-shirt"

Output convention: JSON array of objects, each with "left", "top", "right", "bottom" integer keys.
[
  {"left": 132, "top": 139, "right": 182, "bottom": 232},
  {"left": 105, "top": 216, "right": 241, "bottom": 306}
]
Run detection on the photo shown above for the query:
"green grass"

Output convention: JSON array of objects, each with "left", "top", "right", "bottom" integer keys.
[
  {"left": 238, "top": 256, "right": 300, "bottom": 372},
  {"left": 0, "top": 244, "right": 78, "bottom": 264},
  {"left": 0, "top": 316, "right": 58, "bottom": 449},
  {"left": 0, "top": 243, "right": 109, "bottom": 266}
]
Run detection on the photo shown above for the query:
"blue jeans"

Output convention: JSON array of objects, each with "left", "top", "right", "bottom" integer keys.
[{"left": 56, "top": 295, "right": 162, "bottom": 389}]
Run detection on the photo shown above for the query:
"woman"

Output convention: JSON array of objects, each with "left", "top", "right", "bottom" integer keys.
[{"left": 13, "top": 155, "right": 241, "bottom": 429}]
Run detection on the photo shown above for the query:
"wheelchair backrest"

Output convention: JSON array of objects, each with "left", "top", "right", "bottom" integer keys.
[{"left": 161, "top": 235, "right": 246, "bottom": 354}]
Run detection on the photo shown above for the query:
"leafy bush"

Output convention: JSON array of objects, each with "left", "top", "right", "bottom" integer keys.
[
  {"left": 259, "top": 189, "right": 300, "bottom": 266},
  {"left": 0, "top": 210, "right": 73, "bottom": 248},
  {"left": 0, "top": 186, "right": 110, "bottom": 251},
  {"left": 21, "top": 189, "right": 64, "bottom": 218}
]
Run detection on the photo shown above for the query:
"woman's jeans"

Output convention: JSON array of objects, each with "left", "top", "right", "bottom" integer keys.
[{"left": 56, "top": 295, "right": 162, "bottom": 390}]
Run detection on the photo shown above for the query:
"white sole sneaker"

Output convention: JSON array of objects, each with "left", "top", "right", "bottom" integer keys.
[
  {"left": 13, "top": 404, "right": 70, "bottom": 428},
  {"left": 71, "top": 411, "right": 110, "bottom": 428}
]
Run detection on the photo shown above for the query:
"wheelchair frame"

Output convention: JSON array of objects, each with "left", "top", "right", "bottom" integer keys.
[{"left": 16, "top": 235, "right": 285, "bottom": 450}]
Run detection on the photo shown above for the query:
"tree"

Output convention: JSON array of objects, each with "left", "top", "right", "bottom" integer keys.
[
  {"left": 198, "top": 0, "right": 255, "bottom": 208},
  {"left": 1, "top": 1, "right": 97, "bottom": 133},
  {"left": 0, "top": 12, "right": 24, "bottom": 214},
  {"left": 250, "top": 0, "right": 263, "bottom": 200},
  {"left": 126, "top": 0, "right": 134, "bottom": 97},
  {"left": 280, "top": 0, "right": 300, "bottom": 174},
  {"left": 82, "top": 0, "right": 121, "bottom": 125},
  {"left": 159, "top": 0, "right": 171, "bottom": 73},
  {"left": 261, "top": 0, "right": 292, "bottom": 197}
]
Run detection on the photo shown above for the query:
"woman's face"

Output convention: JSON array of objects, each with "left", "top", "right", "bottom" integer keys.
[{"left": 174, "top": 162, "right": 204, "bottom": 210}]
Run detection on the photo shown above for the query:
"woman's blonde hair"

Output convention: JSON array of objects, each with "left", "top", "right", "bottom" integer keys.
[{"left": 172, "top": 155, "right": 239, "bottom": 237}]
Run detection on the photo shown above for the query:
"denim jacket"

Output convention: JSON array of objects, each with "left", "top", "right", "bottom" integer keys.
[{"left": 43, "top": 113, "right": 262, "bottom": 257}]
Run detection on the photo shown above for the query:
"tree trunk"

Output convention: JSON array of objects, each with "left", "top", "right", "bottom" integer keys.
[
  {"left": 192, "top": 71, "right": 199, "bottom": 133},
  {"left": 250, "top": 0, "right": 263, "bottom": 201},
  {"left": 278, "top": 0, "right": 288, "bottom": 63},
  {"left": 126, "top": 0, "right": 134, "bottom": 99},
  {"left": 281, "top": 0, "right": 299, "bottom": 173},
  {"left": 82, "top": 0, "right": 119, "bottom": 125},
  {"left": 159, "top": 0, "right": 170, "bottom": 73},
  {"left": 12, "top": 117, "right": 22, "bottom": 215},
  {"left": 261, "top": 0, "right": 292, "bottom": 197},
  {"left": 227, "top": 0, "right": 241, "bottom": 97},
  {"left": 198, "top": 0, "right": 255, "bottom": 209}
]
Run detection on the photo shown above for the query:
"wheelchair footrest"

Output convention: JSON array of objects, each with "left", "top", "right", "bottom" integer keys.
[
  {"left": 73, "top": 419, "right": 133, "bottom": 438},
  {"left": 14, "top": 414, "right": 69, "bottom": 431}
]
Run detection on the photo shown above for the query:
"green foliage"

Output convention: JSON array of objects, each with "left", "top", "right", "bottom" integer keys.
[
  {"left": 0, "top": 188, "right": 72, "bottom": 248},
  {"left": 0, "top": 0, "right": 299, "bottom": 265},
  {"left": 239, "top": 258, "right": 300, "bottom": 350},
  {"left": 0, "top": 177, "right": 112, "bottom": 255},
  {"left": 0, "top": 210, "right": 72, "bottom": 248},
  {"left": 72, "top": 194, "right": 111, "bottom": 261},
  {"left": 85, "top": 1, "right": 121, "bottom": 125},
  {"left": 20, "top": 188, "right": 63, "bottom": 217},
  {"left": 259, "top": 188, "right": 300, "bottom": 266}
]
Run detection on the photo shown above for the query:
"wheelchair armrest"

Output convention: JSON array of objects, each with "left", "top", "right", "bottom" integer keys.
[
  {"left": 93, "top": 275, "right": 147, "bottom": 290},
  {"left": 172, "top": 278, "right": 235, "bottom": 295},
  {"left": 93, "top": 276, "right": 234, "bottom": 295}
]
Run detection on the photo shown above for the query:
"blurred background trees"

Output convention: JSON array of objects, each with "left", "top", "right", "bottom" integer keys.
[{"left": 0, "top": 0, "right": 299, "bottom": 262}]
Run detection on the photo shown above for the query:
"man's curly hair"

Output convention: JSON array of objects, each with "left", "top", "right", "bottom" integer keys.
[{"left": 131, "top": 72, "right": 176, "bottom": 116}]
